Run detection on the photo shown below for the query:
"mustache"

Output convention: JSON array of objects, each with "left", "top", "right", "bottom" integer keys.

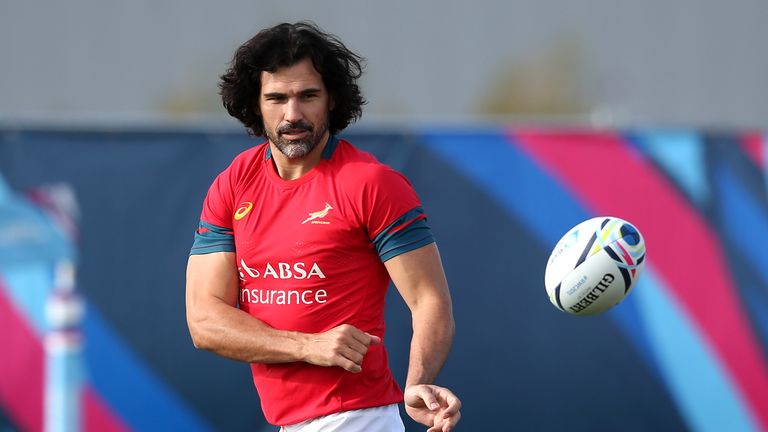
[{"left": 278, "top": 122, "right": 313, "bottom": 134}]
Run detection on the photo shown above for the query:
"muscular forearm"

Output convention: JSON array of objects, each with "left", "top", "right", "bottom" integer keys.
[
  {"left": 186, "top": 253, "right": 314, "bottom": 364},
  {"left": 401, "top": 291, "right": 461, "bottom": 432},
  {"left": 405, "top": 298, "right": 455, "bottom": 387},
  {"left": 385, "top": 243, "right": 462, "bottom": 432},
  {"left": 188, "top": 297, "right": 379, "bottom": 372},
  {"left": 188, "top": 298, "right": 308, "bottom": 364}
]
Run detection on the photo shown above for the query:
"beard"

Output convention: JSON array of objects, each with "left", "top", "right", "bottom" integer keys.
[{"left": 266, "top": 120, "right": 329, "bottom": 159}]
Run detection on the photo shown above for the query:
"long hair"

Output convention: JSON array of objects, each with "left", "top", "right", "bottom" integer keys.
[{"left": 219, "top": 22, "right": 366, "bottom": 136}]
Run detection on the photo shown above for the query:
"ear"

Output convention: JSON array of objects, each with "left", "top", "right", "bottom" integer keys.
[{"left": 328, "top": 94, "right": 336, "bottom": 111}]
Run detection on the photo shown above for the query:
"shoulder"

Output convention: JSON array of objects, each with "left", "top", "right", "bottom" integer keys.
[
  {"left": 207, "top": 142, "right": 267, "bottom": 199},
  {"left": 211, "top": 142, "right": 268, "bottom": 191},
  {"left": 330, "top": 140, "right": 419, "bottom": 219},
  {"left": 332, "top": 139, "right": 411, "bottom": 188},
  {"left": 225, "top": 142, "right": 268, "bottom": 177}
]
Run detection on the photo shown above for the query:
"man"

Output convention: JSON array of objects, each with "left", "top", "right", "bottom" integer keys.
[{"left": 186, "top": 22, "right": 461, "bottom": 432}]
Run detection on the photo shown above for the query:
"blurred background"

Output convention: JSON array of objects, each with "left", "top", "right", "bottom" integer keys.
[
  {"left": 1, "top": 1, "right": 767, "bottom": 431},
  {"left": 3, "top": 0, "right": 768, "bottom": 127}
]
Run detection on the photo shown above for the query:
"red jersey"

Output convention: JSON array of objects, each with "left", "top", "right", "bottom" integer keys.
[{"left": 191, "top": 137, "right": 434, "bottom": 426}]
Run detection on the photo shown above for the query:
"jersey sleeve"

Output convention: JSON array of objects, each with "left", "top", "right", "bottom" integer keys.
[
  {"left": 190, "top": 168, "right": 236, "bottom": 255},
  {"left": 362, "top": 166, "right": 435, "bottom": 262}
]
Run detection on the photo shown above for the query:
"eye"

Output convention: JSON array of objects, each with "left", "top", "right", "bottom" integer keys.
[{"left": 265, "top": 95, "right": 286, "bottom": 103}]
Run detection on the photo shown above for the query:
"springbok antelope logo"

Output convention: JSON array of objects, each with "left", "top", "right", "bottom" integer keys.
[{"left": 302, "top": 202, "right": 333, "bottom": 224}]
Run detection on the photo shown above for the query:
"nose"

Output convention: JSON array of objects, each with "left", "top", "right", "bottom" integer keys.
[{"left": 283, "top": 98, "right": 304, "bottom": 123}]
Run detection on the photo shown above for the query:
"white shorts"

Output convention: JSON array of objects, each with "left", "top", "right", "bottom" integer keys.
[{"left": 279, "top": 404, "right": 405, "bottom": 432}]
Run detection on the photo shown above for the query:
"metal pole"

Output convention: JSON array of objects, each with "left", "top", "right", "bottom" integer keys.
[{"left": 44, "top": 260, "right": 84, "bottom": 432}]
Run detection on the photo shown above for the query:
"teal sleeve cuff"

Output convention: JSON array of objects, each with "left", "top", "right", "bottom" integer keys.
[
  {"left": 190, "top": 221, "right": 235, "bottom": 255},
  {"left": 372, "top": 207, "right": 435, "bottom": 262}
]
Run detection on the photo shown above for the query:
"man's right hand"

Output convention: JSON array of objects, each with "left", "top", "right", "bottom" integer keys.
[{"left": 301, "top": 324, "right": 381, "bottom": 373}]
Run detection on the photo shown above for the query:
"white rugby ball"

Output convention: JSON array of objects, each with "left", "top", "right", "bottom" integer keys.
[{"left": 545, "top": 216, "right": 646, "bottom": 316}]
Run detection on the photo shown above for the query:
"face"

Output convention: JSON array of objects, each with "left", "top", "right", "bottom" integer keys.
[{"left": 259, "top": 58, "right": 332, "bottom": 159}]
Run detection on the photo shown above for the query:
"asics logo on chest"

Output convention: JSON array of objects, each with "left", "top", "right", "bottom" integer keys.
[{"left": 234, "top": 202, "right": 254, "bottom": 221}]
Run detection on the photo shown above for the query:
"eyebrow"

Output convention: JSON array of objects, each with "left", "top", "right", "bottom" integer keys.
[{"left": 262, "top": 88, "right": 322, "bottom": 98}]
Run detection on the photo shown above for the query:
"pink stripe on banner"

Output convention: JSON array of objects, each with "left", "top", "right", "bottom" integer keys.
[
  {"left": 511, "top": 130, "right": 768, "bottom": 431},
  {"left": 84, "top": 387, "right": 130, "bottom": 432},
  {"left": 0, "top": 280, "right": 129, "bottom": 432},
  {"left": 0, "top": 280, "right": 43, "bottom": 432},
  {"left": 741, "top": 132, "right": 765, "bottom": 169}
]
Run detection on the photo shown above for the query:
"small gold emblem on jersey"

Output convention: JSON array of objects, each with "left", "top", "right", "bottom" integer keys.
[
  {"left": 234, "top": 202, "right": 254, "bottom": 221},
  {"left": 302, "top": 202, "right": 333, "bottom": 225}
]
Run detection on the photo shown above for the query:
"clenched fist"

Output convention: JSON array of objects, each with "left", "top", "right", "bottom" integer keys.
[{"left": 301, "top": 324, "right": 381, "bottom": 373}]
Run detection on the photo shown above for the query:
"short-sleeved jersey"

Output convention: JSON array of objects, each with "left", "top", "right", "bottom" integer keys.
[{"left": 190, "top": 137, "right": 434, "bottom": 426}]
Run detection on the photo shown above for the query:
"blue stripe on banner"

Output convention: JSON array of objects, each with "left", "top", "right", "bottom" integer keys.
[
  {"left": 627, "top": 130, "right": 708, "bottom": 207},
  {"left": 83, "top": 303, "right": 213, "bottom": 432},
  {"left": 421, "top": 131, "right": 583, "bottom": 241},
  {"left": 0, "top": 264, "right": 53, "bottom": 335},
  {"left": 737, "top": 278, "right": 768, "bottom": 356},
  {"left": 632, "top": 268, "right": 760, "bottom": 432},
  {"left": 419, "top": 130, "right": 658, "bottom": 373},
  {"left": 420, "top": 130, "right": 758, "bottom": 431},
  {"left": 0, "top": 174, "right": 10, "bottom": 201},
  {"left": 712, "top": 160, "right": 768, "bottom": 344}
]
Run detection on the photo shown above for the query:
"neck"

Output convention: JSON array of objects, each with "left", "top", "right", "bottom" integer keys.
[{"left": 269, "top": 131, "right": 330, "bottom": 181}]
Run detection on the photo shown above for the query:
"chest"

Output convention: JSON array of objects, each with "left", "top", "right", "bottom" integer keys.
[{"left": 231, "top": 174, "right": 372, "bottom": 275}]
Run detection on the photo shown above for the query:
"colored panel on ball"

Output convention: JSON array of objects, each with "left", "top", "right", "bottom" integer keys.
[
  {"left": 619, "top": 268, "right": 632, "bottom": 294},
  {"left": 553, "top": 282, "right": 566, "bottom": 312},
  {"left": 621, "top": 224, "right": 641, "bottom": 245},
  {"left": 603, "top": 246, "right": 632, "bottom": 292},
  {"left": 575, "top": 231, "right": 598, "bottom": 268}
]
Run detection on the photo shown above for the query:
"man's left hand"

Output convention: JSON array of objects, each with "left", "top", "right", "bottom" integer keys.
[{"left": 404, "top": 384, "right": 461, "bottom": 432}]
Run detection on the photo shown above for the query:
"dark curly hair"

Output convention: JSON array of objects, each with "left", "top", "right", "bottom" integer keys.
[{"left": 219, "top": 21, "right": 366, "bottom": 136}]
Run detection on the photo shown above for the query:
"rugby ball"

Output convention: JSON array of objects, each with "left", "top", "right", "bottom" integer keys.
[{"left": 545, "top": 216, "right": 646, "bottom": 316}]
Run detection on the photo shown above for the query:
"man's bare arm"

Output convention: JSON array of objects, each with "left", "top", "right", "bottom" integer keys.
[
  {"left": 385, "top": 243, "right": 461, "bottom": 431},
  {"left": 185, "top": 252, "right": 379, "bottom": 371}
]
